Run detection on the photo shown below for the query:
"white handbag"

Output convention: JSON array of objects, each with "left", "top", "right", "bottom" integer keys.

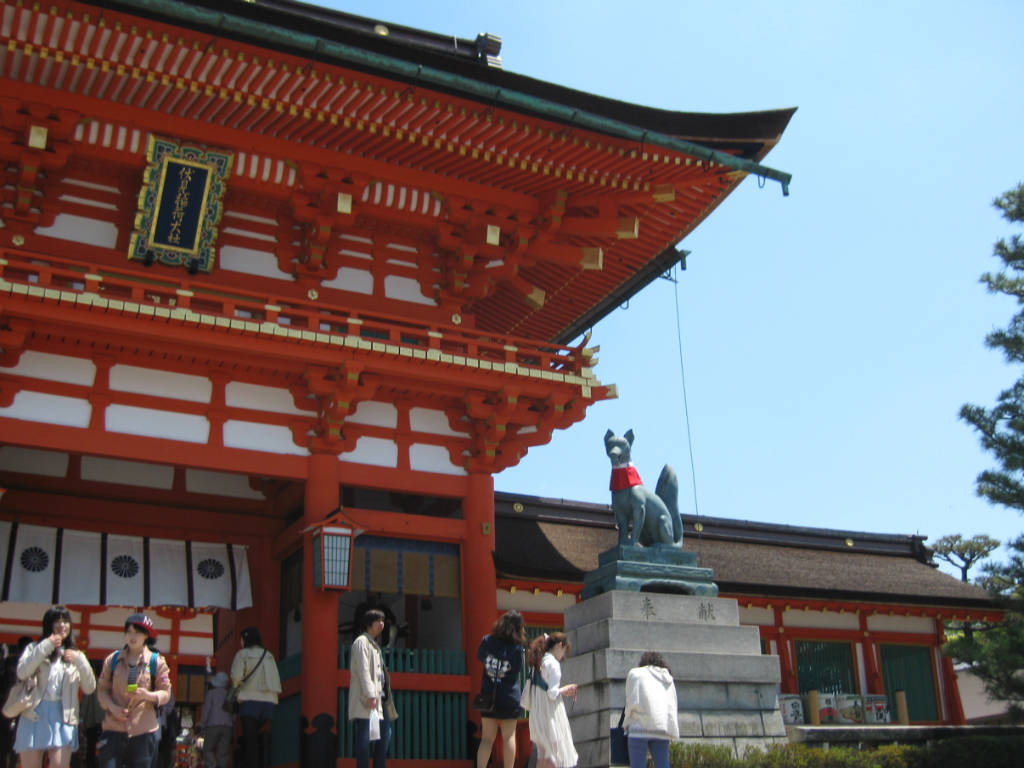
[
  {"left": 520, "top": 679, "right": 533, "bottom": 711},
  {"left": 368, "top": 708, "right": 381, "bottom": 741}
]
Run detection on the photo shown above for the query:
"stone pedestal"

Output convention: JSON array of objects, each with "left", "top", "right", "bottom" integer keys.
[
  {"left": 582, "top": 545, "right": 719, "bottom": 599},
  {"left": 563, "top": 590, "right": 787, "bottom": 766}
]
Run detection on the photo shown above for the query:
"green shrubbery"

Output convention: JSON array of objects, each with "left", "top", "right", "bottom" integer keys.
[{"left": 667, "top": 736, "right": 1024, "bottom": 768}]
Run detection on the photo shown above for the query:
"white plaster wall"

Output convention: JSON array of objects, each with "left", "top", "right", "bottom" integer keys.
[
  {"left": 223, "top": 421, "right": 310, "bottom": 456},
  {"left": 782, "top": 609, "right": 860, "bottom": 630},
  {"left": 322, "top": 267, "right": 373, "bottom": 295},
  {"left": 81, "top": 456, "right": 174, "bottom": 489},
  {"left": 409, "top": 443, "right": 466, "bottom": 476},
  {"left": 109, "top": 365, "right": 212, "bottom": 403},
  {"left": 4, "top": 351, "right": 96, "bottom": 386},
  {"left": 347, "top": 401, "right": 398, "bottom": 428},
  {"left": 185, "top": 468, "right": 265, "bottom": 499},
  {"left": 178, "top": 635, "right": 214, "bottom": 656},
  {"left": 225, "top": 382, "right": 313, "bottom": 415},
  {"left": 0, "top": 600, "right": 62, "bottom": 627},
  {"left": 384, "top": 274, "right": 435, "bottom": 305},
  {"left": 497, "top": 589, "right": 578, "bottom": 614},
  {"left": 738, "top": 605, "right": 774, "bottom": 626},
  {"left": 219, "top": 245, "right": 291, "bottom": 280},
  {"left": 0, "top": 446, "right": 69, "bottom": 477},
  {"left": 866, "top": 614, "right": 935, "bottom": 634},
  {"left": 0, "top": 392, "right": 91, "bottom": 428},
  {"left": 35, "top": 213, "right": 118, "bottom": 249},
  {"left": 340, "top": 436, "right": 398, "bottom": 467},
  {"left": 106, "top": 405, "right": 210, "bottom": 443},
  {"left": 409, "top": 407, "right": 469, "bottom": 436}
]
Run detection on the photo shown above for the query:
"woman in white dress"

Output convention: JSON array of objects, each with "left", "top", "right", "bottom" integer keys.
[{"left": 525, "top": 633, "right": 578, "bottom": 768}]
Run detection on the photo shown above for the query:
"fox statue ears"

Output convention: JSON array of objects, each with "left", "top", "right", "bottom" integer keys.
[{"left": 604, "top": 429, "right": 635, "bottom": 447}]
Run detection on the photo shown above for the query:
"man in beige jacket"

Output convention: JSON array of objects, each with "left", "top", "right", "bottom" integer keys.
[{"left": 348, "top": 609, "right": 393, "bottom": 768}]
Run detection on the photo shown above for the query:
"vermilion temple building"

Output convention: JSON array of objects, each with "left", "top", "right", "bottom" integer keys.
[{"left": 0, "top": 1, "right": 995, "bottom": 766}]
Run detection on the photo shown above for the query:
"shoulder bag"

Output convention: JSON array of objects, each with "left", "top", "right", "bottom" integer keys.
[
  {"left": 609, "top": 708, "right": 628, "bottom": 766},
  {"left": 382, "top": 661, "right": 398, "bottom": 721},
  {"left": 2, "top": 674, "right": 37, "bottom": 719},
  {"left": 223, "top": 649, "right": 268, "bottom": 715},
  {"left": 520, "top": 665, "right": 548, "bottom": 711}
]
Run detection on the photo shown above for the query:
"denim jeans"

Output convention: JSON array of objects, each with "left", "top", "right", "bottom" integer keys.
[
  {"left": 97, "top": 730, "right": 159, "bottom": 768},
  {"left": 353, "top": 715, "right": 392, "bottom": 768},
  {"left": 238, "top": 701, "right": 275, "bottom": 768},
  {"left": 627, "top": 736, "right": 669, "bottom": 768}
]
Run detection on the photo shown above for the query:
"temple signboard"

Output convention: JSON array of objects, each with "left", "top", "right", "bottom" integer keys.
[{"left": 129, "top": 136, "right": 232, "bottom": 273}]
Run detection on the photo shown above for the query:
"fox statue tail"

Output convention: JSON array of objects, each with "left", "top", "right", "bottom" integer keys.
[{"left": 655, "top": 464, "right": 682, "bottom": 544}]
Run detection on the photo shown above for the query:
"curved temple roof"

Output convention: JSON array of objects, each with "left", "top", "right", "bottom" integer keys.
[{"left": 74, "top": 0, "right": 794, "bottom": 343}]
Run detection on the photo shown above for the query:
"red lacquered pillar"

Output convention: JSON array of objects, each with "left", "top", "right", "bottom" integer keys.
[
  {"left": 302, "top": 451, "right": 341, "bottom": 735},
  {"left": 462, "top": 472, "right": 498, "bottom": 719}
]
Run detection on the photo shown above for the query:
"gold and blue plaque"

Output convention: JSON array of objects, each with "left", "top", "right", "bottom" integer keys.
[{"left": 129, "top": 137, "right": 232, "bottom": 272}]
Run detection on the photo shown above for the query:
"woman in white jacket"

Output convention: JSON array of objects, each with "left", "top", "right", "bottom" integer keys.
[
  {"left": 14, "top": 605, "right": 96, "bottom": 768},
  {"left": 623, "top": 652, "right": 678, "bottom": 768},
  {"left": 230, "top": 626, "right": 281, "bottom": 768}
]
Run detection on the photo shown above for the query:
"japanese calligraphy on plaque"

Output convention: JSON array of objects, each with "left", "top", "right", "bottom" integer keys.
[{"left": 129, "top": 136, "right": 232, "bottom": 273}]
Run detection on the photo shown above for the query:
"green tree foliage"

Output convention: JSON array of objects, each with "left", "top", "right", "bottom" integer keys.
[
  {"left": 943, "top": 555, "right": 1024, "bottom": 717},
  {"left": 951, "top": 182, "right": 1024, "bottom": 721},
  {"left": 960, "top": 184, "right": 1024, "bottom": 510},
  {"left": 932, "top": 534, "right": 1000, "bottom": 582}
]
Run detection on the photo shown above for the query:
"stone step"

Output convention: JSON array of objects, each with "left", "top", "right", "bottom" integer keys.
[
  {"left": 563, "top": 648, "right": 781, "bottom": 685},
  {"left": 568, "top": 706, "right": 786, "bottom": 743},
  {"left": 567, "top": 679, "right": 782, "bottom": 714}
]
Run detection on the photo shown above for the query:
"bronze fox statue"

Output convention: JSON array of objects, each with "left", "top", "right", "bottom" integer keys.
[{"left": 604, "top": 429, "right": 682, "bottom": 548}]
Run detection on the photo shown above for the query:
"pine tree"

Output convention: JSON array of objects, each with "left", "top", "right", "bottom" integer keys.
[
  {"left": 932, "top": 534, "right": 1000, "bottom": 582},
  {"left": 951, "top": 182, "right": 1024, "bottom": 721},
  {"left": 944, "top": 535, "right": 1024, "bottom": 719},
  {"left": 961, "top": 184, "right": 1024, "bottom": 509}
]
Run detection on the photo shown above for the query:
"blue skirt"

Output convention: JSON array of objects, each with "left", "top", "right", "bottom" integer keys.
[{"left": 14, "top": 700, "right": 79, "bottom": 752}]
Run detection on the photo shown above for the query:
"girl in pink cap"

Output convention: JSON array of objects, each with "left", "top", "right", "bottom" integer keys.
[{"left": 95, "top": 613, "right": 172, "bottom": 768}]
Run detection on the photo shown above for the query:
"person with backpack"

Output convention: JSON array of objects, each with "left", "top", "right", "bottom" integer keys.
[{"left": 95, "top": 614, "right": 172, "bottom": 768}]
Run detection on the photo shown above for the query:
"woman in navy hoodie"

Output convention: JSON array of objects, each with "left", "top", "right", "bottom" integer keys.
[{"left": 475, "top": 610, "right": 526, "bottom": 768}]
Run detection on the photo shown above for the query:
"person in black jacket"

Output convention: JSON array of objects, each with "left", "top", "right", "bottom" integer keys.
[{"left": 475, "top": 610, "right": 526, "bottom": 768}]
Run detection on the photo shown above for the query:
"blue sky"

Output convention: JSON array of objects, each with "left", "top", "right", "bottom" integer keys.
[{"left": 323, "top": 1, "right": 1024, "bottom": 577}]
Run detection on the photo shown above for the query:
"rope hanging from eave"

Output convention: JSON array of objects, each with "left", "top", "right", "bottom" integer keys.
[{"left": 672, "top": 266, "right": 703, "bottom": 562}]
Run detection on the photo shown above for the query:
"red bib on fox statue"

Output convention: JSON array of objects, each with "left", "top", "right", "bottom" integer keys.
[{"left": 609, "top": 465, "right": 643, "bottom": 491}]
